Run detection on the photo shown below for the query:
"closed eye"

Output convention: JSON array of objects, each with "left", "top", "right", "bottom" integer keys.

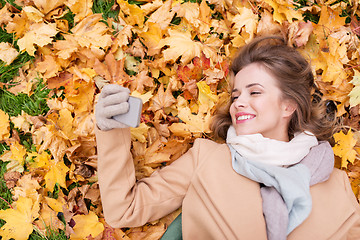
[
  {"left": 250, "top": 92, "right": 261, "bottom": 95},
  {"left": 231, "top": 96, "right": 238, "bottom": 101}
]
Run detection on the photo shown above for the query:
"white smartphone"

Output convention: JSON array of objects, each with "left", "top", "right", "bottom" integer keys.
[{"left": 113, "top": 96, "right": 142, "bottom": 128}]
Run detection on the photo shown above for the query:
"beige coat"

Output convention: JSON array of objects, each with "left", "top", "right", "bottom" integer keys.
[{"left": 96, "top": 128, "right": 360, "bottom": 239}]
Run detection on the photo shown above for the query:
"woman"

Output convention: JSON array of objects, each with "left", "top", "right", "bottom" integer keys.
[{"left": 95, "top": 36, "right": 360, "bottom": 239}]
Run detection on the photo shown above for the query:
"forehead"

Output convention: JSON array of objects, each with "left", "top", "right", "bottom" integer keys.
[{"left": 233, "top": 63, "right": 280, "bottom": 88}]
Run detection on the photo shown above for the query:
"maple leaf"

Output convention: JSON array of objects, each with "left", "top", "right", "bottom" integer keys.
[
  {"left": 10, "top": 112, "right": 31, "bottom": 133},
  {"left": 130, "top": 69, "right": 154, "bottom": 93},
  {"left": 146, "top": 0, "right": 176, "bottom": 30},
  {"left": 5, "top": 12, "right": 30, "bottom": 39},
  {"left": 9, "top": 141, "right": 27, "bottom": 165},
  {"left": 349, "top": 70, "right": 360, "bottom": 107},
  {"left": 35, "top": 54, "right": 62, "bottom": 80},
  {"left": 45, "top": 157, "right": 69, "bottom": 191},
  {"left": 139, "top": 22, "right": 163, "bottom": 56},
  {"left": 118, "top": 0, "right": 144, "bottom": 28},
  {"left": 157, "top": 29, "right": 204, "bottom": 65},
  {"left": 197, "top": 81, "right": 219, "bottom": 114},
  {"left": 333, "top": 129, "right": 357, "bottom": 168},
  {"left": 17, "top": 22, "right": 58, "bottom": 56},
  {"left": 313, "top": 6, "right": 346, "bottom": 51},
  {"left": 12, "top": 174, "right": 41, "bottom": 206},
  {"left": 230, "top": 6, "right": 258, "bottom": 41},
  {"left": 53, "top": 34, "right": 79, "bottom": 60},
  {"left": 65, "top": 79, "right": 95, "bottom": 115},
  {"left": 23, "top": 6, "right": 44, "bottom": 22},
  {"left": 32, "top": 0, "right": 66, "bottom": 14},
  {"left": 131, "top": 122, "right": 150, "bottom": 143},
  {"left": 65, "top": 0, "right": 93, "bottom": 23},
  {"left": 35, "top": 203, "right": 64, "bottom": 234},
  {"left": 93, "top": 52, "right": 130, "bottom": 85},
  {"left": 0, "top": 109, "right": 10, "bottom": 141},
  {"left": 0, "top": 5, "right": 12, "bottom": 26},
  {"left": 148, "top": 83, "right": 176, "bottom": 112},
  {"left": 263, "top": 0, "right": 303, "bottom": 23},
  {"left": 70, "top": 211, "right": 104, "bottom": 240},
  {"left": 0, "top": 42, "right": 19, "bottom": 65},
  {"left": 0, "top": 197, "right": 39, "bottom": 240},
  {"left": 71, "top": 14, "right": 112, "bottom": 50}
]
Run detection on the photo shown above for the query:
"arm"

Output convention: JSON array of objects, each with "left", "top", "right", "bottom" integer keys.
[
  {"left": 343, "top": 171, "right": 360, "bottom": 239},
  {"left": 96, "top": 127, "right": 200, "bottom": 228}
]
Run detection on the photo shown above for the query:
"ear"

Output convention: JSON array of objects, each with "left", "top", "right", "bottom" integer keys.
[{"left": 281, "top": 99, "right": 297, "bottom": 118}]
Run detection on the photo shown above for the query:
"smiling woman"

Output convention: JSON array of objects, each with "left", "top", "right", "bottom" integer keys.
[{"left": 95, "top": 36, "right": 360, "bottom": 240}]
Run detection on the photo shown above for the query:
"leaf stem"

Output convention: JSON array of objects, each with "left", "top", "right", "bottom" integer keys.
[{"left": 0, "top": 196, "right": 13, "bottom": 209}]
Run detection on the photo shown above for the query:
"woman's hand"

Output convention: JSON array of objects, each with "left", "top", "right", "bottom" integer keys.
[{"left": 95, "top": 84, "right": 130, "bottom": 131}]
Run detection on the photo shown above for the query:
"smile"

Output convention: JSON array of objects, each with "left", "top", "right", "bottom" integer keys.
[
  {"left": 237, "top": 115, "right": 254, "bottom": 121},
  {"left": 235, "top": 113, "right": 255, "bottom": 123}
]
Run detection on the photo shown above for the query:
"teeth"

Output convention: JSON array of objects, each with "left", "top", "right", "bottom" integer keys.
[{"left": 237, "top": 115, "right": 253, "bottom": 121}]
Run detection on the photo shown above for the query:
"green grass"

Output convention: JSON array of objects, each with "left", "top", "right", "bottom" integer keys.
[
  {"left": 0, "top": 161, "right": 12, "bottom": 210},
  {"left": 0, "top": 80, "right": 50, "bottom": 117},
  {"left": 29, "top": 228, "right": 67, "bottom": 240},
  {"left": 92, "top": 0, "right": 119, "bottom": 21}
]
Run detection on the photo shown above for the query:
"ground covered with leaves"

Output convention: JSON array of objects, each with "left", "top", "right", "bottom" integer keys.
[{"left": 0, "top": 0, "right": 360, "bottom": 239}]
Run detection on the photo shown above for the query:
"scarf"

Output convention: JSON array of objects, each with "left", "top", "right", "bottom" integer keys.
[{"left": 226, "top": 126, "right": 334, "bottom": 240}]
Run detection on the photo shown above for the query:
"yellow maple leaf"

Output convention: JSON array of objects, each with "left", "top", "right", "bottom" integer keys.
[
  {"left": 71, "top": 14, "right": 112, "bottom": 50},
  {"left": 70, "top": 211, "right": 104, "bottom": 240},
  {"left": 22, "top": 6, "right": 44, "bottom": 22},
  {"left": 45, "top": 158, "right": 69, "bottom": 191},
  {"left": 65, "top": 0, "right": 93, "bottom": 23},
  {"left": 131, "top": 122, "right": 150, "bottom": 143},
  {"left": 35, "top": 203, "right": 64, "bottom": 233},
  {"left": 333, "top": 129, "right": 357, "bottom": 168},
  {"left": 348, "top": 69, "right": 360, "bottom": 107},
  {"left": 12, "top": 174, "right": 41, "bottom": 206},
  {"left": 197, "top": 81, "right": 219, "bottom": 114},
  {"left": 117, "top": 0, "right": 144, "bottom": 28},
  {"left": 66, "top": 79, "right": 95, "bottom": 115},
  {"left": 10, "top": 141, "right": 27, "bottom": 165},
  {"left": 139, "top": 22, "right": 163, "bottom": 56},
  {"left": 17, "top": 22, "right": 58, "bottom": 56},
  {"left": 146, "top": 0, "right": 174, "bottom": 30},
  {"left": 263, "top": 0, "right": 303, "bottom": 23},
  {"left": 158, "top": 29, "right": 204, "bottom": 64},
  {"left": 32, "top": 0, "right": 67, "bottom": 15},
  {"left": 148, "top": 83, "right": 176, "bottom": 112},
  {"left": 0, "top": 197, "right": 38, "bottom": 240},
  {"left": 0, "top": 42, "right": 19, "bottom": 65},
  {"left": 45, "top": 196, "right": 66, "bottom": 212},
  {"left": 230, "top": 7, "right": 258, "bottom": 41},
  {"left": 0, "top": 109, "right": 10, "bottom": 141}
]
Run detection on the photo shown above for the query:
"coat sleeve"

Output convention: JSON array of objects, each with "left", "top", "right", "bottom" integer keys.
[
  {"left": 343, "top": 171, "right": 360, "bottom": 239},
  {"left": 95, "top": 127, "right": 200, "bottom": 228}
]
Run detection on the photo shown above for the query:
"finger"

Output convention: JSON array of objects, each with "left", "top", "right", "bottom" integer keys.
[
  {"left": 101, "top": 84, "right": 130, "bottom": 98},
  {"left": 103, "top": 91, "right": 129, "bottom": 107},
  {"left": 103, "top": 102, "right": 130, "bottom": 118}
]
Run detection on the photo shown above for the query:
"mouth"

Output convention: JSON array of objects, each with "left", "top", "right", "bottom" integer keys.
[{"left": 235, "top": 113, "right": 255, "bottom": 123}]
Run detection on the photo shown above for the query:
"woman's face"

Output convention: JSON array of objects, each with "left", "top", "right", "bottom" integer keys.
[{"left": 229, "top": 63, "right": 295, "bottom": 141}]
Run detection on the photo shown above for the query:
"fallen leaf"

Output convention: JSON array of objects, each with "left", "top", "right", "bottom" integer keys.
[
  {"left": 333, "top": 129, "right": 357, "bottom": 168},
  {"left": 0, "top": 109, "right": 10, "bottom": 141},
  {"left": 17, "top": 22, "right": 58, "bottom": 56},
  {"left": 70, "top": 211, "right": 104, "bottom": 240},
  {"left": 0, "top": 42, "right": 19, "bottom": 65},
  {"left": 349, "top": 69, "right": 360, "bottom": 107},
  {"left": 0, "top": 197, "right": 38, "bottom": 240}
]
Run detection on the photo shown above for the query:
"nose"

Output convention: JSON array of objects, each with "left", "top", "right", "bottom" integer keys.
[{"left": 233, "top": 94, "right": 247, "bottom": 108}]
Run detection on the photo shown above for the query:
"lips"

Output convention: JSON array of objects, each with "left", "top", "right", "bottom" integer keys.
[{"left": 235, "top": 112, "right": 255, "bottom": 123}]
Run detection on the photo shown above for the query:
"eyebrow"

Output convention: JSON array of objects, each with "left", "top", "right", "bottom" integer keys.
[{"left": 232, "top": 83, "right": 264, "bottom": 93}]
